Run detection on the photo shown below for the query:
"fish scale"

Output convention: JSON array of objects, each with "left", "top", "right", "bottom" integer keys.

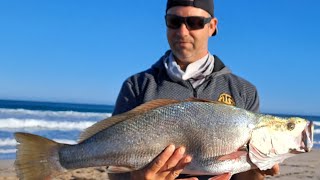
[
  {"left": 14, "top": 99, "right": 314, "bottom": 179},
  {"left": 59, "top": 102, "right": 258, "bottom": 171}
]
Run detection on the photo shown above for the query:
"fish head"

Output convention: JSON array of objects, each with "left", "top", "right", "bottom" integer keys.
[
  {"left": 248, "top": 116, "right": 314, "bottom": 170},
  {"left": 266, "top": 117, "right": 313, "bottom": 154}
]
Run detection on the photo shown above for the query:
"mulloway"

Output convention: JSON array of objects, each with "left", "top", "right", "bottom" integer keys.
[{"left": 14, "top": 99, "right": 314, "bottom": 180}]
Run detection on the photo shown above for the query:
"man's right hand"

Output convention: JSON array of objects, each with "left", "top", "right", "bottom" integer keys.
[
  {"left": 108, "top": 144, "right": 232, "bottom": 180},
  {"left": 130, "top": 144, "right": 197, "bottom": 180}
]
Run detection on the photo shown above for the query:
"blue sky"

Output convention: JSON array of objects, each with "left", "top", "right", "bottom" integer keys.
[{"left": 0, "top": 1, "right": 319, "bottom": 115}]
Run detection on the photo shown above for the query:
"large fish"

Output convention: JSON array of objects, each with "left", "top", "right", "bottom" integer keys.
[{"left": 14, "top": 99, "right": 314, "bottom": 180}]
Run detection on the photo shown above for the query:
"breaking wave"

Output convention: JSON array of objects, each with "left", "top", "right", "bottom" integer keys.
[
  {"left": 0, "top": 137, "right": 77, "bottom": 147},
  {"left": 313, "top": 121, "right": 320, "bottom": 127},
  {"left": 0, "top": 118, "right": 96, "bottom": 131},
  {"left": 0, "top": 101, "right": 112, "bottom": 159},
  {"left": 0, "top": 149, "right": 16, "bottom": 154},
  {"left": 0, "top": 138, "right": 77, "bottom": 155},
  {"left": 0, "top": 108, "right": 111, "bottom": 121},
  {"left": 0, "top": 138, "right": 16, "bottom": 146}
]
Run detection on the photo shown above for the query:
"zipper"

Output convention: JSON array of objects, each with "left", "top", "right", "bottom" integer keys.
[
  {"left": 187, "top": 81, "right": 198, "bottom": 98},
  {"left": 187, "top": 77, "right": 213, "bottom": 98}
]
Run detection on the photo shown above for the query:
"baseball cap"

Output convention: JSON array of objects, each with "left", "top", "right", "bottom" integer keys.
[{"left": 166, "top": 0, "right": 217, "bottom": 36}]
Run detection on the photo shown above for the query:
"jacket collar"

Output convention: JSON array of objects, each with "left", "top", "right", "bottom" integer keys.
[{"left": 152, "top": 50, "right": 228, "bottom": 73}]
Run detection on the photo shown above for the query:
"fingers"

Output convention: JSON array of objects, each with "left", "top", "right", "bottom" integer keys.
[
  {"left": 160, "top": 146, "right": 191, "bottom": 179},
  {"left": 232, "top": 169, "right": 265, "bottom": 179},
  {"left": 177, "top": 177, "right": 198, "bottom": 180},
  {"left": 208, "top": 173, "right": 232, "bottom": 180},
  {"left": 163, "top": 146, "right": 186, "bottom": 171},
  {"left": 173, "top": 155, "right": 192, "bottom": 172},
  {"left": 262, "top": 164, "right": 280, "bottom": 176},
  {"left": 271, "top": 164, "right": 280, "bottom": 175},
  {"left": 166, "top": 154, "right": 192, "bottom": 179},
  {"left": 148, "top": 144, "right": 176, "bottom": 173},
  {"left": 139, "top": 144, "right": 191, "bottom": 180}
]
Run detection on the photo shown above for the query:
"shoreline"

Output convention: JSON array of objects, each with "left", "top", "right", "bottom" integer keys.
[{"left": 1, "top": 149, "right": 319, "bottom": 180}]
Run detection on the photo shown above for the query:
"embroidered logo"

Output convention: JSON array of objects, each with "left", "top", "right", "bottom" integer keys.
[{"left": 218, "top": 93, "right": 235, "bottom": 106}]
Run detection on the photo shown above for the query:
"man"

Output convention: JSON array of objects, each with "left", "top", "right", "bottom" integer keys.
[{"left": 110, "top": 0, "right": 279, "bottom": 179}]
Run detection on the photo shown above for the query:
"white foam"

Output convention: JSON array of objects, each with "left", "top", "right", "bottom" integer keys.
[
  {"left": 0, "top": 138, "right": 77, "bottom": 147},
  {"left": 313, "top": 121, "right": 320, "bottom": 127},
  {"left": 0, "top": 118, "right": 95, "bottom": 130},
  {"left": 0, "top": 149, "right": 16, "bottom": 154},
  {"left": 0, "top": 138, "right": 16, "bottom": 146},
  {"left": 0, "top": 108, "right": 111, "bottom": 119},
  {"left": 313, "top": 141, "right": 320, "bottom": 145}
]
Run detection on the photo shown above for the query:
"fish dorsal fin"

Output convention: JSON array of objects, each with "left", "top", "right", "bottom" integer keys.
[
  {"left": 131, "top": 99, "right": 180, "bottom": 113},
  {"left": 78, "top": 99, "right": 180, "bottom": 142}
]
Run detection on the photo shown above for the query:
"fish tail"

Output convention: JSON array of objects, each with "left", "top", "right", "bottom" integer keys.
[{"left": 14, "top": 132, "right": 67, "bottom": 180}]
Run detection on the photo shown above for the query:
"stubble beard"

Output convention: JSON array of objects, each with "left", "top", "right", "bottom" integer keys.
[{"left": 171, "top": 41, "right": 196, "bottom": 64}]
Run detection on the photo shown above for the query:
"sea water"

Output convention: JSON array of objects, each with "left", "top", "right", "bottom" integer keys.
[
  {"left": 0, "top": 100, "right": 112, "bottom": 159},
  {"left": 0, "top": 99, "right": 319, "bottom": 160}
]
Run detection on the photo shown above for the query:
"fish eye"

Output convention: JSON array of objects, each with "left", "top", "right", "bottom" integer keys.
[{"left": 287, "top": 122, "right": 295, "bottom": 131}]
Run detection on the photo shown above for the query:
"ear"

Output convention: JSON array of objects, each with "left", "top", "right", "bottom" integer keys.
[{"left": 208, "top": 17, "right": 218, "bottom": 36}]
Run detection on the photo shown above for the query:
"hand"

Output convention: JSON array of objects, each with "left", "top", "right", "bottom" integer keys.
[
  {"left": 130, "top": 144, "right": 196, "bottom": 180},
  {"left": 208, "top": 173, "right": 232, "bottom": 180},
  {"left": 260, "top": 164, "right": 280, "bottom": 176},
  {"left": 232, "top": 164, "right": 280, "bottom": 180}
]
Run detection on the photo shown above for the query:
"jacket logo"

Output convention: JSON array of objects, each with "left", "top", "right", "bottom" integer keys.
[{"left": 218, "top": 93, "right": 235, "bottom": 106}]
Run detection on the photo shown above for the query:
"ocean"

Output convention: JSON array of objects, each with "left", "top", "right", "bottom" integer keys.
[{"left": 0, "top": 99, "right": 319, "bottom": 160}]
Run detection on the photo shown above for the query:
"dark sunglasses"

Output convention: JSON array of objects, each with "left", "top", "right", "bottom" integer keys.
[{"left": 165, "top": 14, "right": 212, "bottom": 30}]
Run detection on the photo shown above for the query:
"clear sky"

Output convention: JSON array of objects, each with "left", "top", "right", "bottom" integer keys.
[{"left": 0, "top": 1, "right": 319, "bottom": 115}]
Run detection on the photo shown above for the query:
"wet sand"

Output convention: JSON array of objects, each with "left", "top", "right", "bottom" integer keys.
[{"left": 0, "top": 149, "right": 319, "bottom": 180}]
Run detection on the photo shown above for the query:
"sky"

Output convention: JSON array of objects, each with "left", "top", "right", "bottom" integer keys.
[{"left": 0, "top": 0, "right": 319, "bottom": 115}]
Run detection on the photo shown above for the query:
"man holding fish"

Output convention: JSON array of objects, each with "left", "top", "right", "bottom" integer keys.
[
  {"left": 110, "top": 0, "right": 280, "bottom": 179},
  {"left": 15, "top": 0, "right": 314, "bottom": 180}
]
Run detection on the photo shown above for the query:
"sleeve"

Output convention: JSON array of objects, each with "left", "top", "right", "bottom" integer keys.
[
  {"left": 246, "top": 87, "right": 260, "bottom": 113},
  {"left": 112, "top": 79, "right": 139, "bottom": 116}
]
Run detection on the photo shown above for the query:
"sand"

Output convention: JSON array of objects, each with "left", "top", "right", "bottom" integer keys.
[{"left": 0, "top": 149, "right": 319, "bottom": 180}]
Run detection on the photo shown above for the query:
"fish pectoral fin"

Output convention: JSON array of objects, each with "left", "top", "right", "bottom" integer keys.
[
  {"left": 107, "top": 166, "right": 135, "bottom": 173},
  {"left": 217, "top": 151, "right": 248, "bottom": 161}
]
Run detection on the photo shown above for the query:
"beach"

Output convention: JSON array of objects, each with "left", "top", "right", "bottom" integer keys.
[{"left": 0, "top": 149, "right": 319, "bottom": 180}]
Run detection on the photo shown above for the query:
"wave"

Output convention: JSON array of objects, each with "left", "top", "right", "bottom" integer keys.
[
  {"left": 313, "top": 121, "right": 320, "bottom": 127},
  {"left": 0, "top": 138, "right": 16, "bottom": 146},
  {"left": 0, "top": 108, "right": 111, "bottom": 120},
  {"left": 0, "top": 149, "right": 16, "bottom": 154},
  {"left": 0, "top": 138, "right": 77, "bottom": 147},
  {"left": 0, "top": 118, "right": 96, "bottom": 131},
  {"left": 0, "top": 118, "right": 319, "bottom": 132}
]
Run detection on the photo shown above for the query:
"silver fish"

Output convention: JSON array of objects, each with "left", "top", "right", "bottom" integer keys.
[{"left": 14, "top": 99, "right": 314, "bottom": 180}]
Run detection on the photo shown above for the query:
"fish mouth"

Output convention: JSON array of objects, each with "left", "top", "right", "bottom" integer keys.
[{"left": 291, "top": 121, "right": 314, "bottom": 154}]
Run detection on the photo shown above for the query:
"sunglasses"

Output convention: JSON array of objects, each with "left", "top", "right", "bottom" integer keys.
[{"left": 165, "top": 14, "right": 212, "bottom": 30}]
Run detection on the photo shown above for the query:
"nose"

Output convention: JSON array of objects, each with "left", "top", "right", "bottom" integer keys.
[{"left": 176, "top": 23, "right": 190, "bottom": 36}]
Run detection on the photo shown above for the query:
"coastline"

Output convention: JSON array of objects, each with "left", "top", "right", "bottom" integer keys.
[{"left": 1, "top": 149, "right": 319, "bottom": 180}]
